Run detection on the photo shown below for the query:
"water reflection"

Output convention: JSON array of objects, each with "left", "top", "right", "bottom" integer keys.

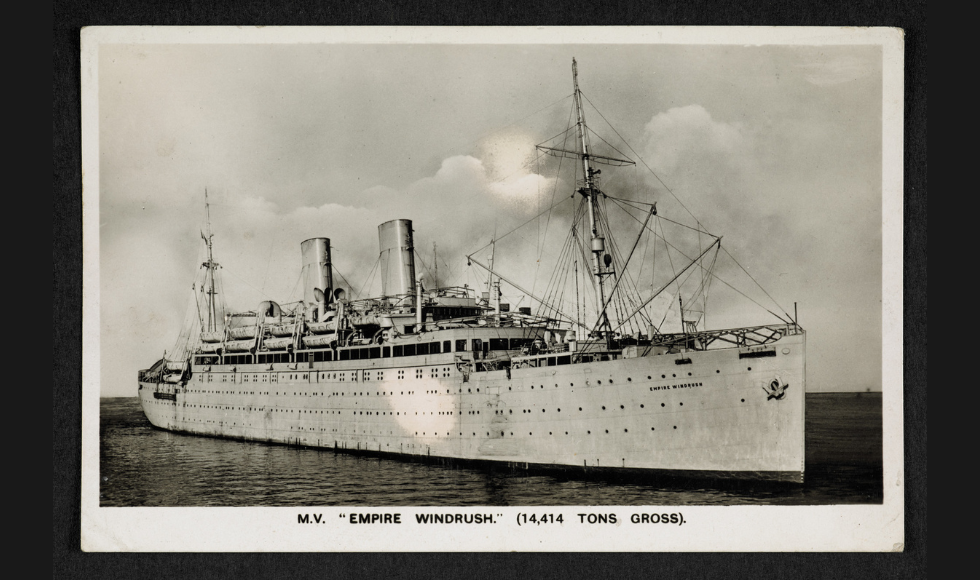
[{"left": 100, "top": 394, "right": 882, "bottom": 507}]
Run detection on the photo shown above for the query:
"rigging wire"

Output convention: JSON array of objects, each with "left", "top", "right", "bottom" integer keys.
[
  {"left": 223, "top": 266, "right": 278, "bottom": 302},
  {"left": 580, "top": 92, "right": 708, "bottom": 232},
  {"left": 531, "top": 100, "right": 576, "bottom": 299},
  {"left": 586, "top": 125, "right": 635, "bottom": 166},
  {"left": 606, "top": 196, "right": 717, "bottom": 237},
  {"left": 719, "top": 245, "right": 794, "bottom": 322},
  {"left": 467, "top": 194, "right": 574, "bottom": 259},
  {"left": 614, "top": 202, "right": 790, "bottom": 324},
  {"left": 355, "top": 257, "right": 380, "bottom": 300},
  {"left": 332, "top": 262, "right": 358, "bottom": 298}
]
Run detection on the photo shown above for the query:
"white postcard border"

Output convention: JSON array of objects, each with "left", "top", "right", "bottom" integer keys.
[{"left": 80, "top": 26, "right": 905, "bottom": 552}]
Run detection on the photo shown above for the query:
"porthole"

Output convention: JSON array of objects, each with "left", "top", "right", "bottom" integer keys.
[
  {"left": 661, "top": 375, "right": 666, "bottom": 379},
  {"left": 627, "top": 378, "right": 632, "bottom": 382},
  {"left": 673, "top": 426, "right": 677, "bottom": 429},
  {"left": 579, "top": 407, "right": 582, "bottom": 411},
  {"left": 651, "top": 427, "right": 655, "bottom": 431},
  {"left": 605, "top": 430, "right": 609, "bottom": 433},
  {"left": 602, "top": 406, "right": 606, "bottom": 410},
  {"left": 748, "top": 367, "right": 752, "bottom": 371},
  {"left": 624, "top": 429, "right": 628, "bottom": 433},
  {"left": 741, "top": 399, "right": 745, "bottom": 403},
  {"left": 661, "top": 403, "right": 665, "bottom": 407},
  {"left": 680, "top": 402, "right": 684, "bottom": 406},
  {"left": 587, "top": 430, "right": 591, "bottom": 434},
  {"left": 640, "top": 404, "right": 644, "bottom": 408},
  {"left": 620, "top": 405, "right": 624, "bottom": 409},
  {"left": 687, "top": 372, "right": 692, "bottom": 376},
  {"left": 672, "top": 374, "right": 676, "bottom": 378}
]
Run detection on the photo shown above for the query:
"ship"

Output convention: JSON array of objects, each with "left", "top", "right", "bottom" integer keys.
[{"left": 138, "top": 59, "right": 806, "bottom": 483}]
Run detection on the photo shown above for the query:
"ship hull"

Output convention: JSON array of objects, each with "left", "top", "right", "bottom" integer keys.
[{"left": 139, "top": 333, "right": 805, "bottom": 483}]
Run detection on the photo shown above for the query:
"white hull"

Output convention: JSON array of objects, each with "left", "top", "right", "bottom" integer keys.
[{"left": 140, "top": 332, "right": 805, "bottom": 482}]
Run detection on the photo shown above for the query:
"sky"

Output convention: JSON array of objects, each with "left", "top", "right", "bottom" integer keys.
[{"left": 96, "top": 39, "right": 884, "bottom": 396}]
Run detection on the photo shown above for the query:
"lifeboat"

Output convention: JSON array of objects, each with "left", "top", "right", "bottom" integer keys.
[
  {"left": 307, "top": 320, "right": 336, "bottom": 334},
  {"left": 200, "top": 330, "right": 224, "bottom": 343},
  {"left": 302, "top": 333, "right": 337, "bottom": 348},
  {"left": 263, "top": 336, "right": 292, "bottom": 350},
  {"left": 228, "top": 326, "right": 257, "bottom": 339},
  {"left": 267, "top": 323, "right": 297, "bottom": 337},
  {"left": 224, "top": 339, "right": 254, "bottom": 352}
]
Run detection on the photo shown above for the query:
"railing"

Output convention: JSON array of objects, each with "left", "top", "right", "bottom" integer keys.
[{"left": 649, "top": 323, "right": 801, "bottom": 349}]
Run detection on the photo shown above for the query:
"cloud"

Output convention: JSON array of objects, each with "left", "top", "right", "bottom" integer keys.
[
  {"left": 100, "top": 148, "right": 569, "bottom": 394},
  {"left": 799, "top": 54, "right": 875, "bottom": 86},
  {"left": 642, "top": 104, "right": 751, "bottom": 182}
]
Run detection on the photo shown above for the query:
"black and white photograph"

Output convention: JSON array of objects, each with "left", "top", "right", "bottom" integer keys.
[{"left": 81, "top": 27, "right": 903, "bottom": 551}]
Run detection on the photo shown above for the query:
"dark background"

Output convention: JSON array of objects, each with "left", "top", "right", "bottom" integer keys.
[{"left": 54, "top": 1, "right": 927, "bottom": 578}]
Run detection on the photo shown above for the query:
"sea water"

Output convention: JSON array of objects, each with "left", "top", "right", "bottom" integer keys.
[{"left": 99, "top": 393, "right": 882, "bottom": 506}]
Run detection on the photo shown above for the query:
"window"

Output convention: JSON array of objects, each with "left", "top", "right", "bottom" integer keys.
[
  {"left": 489, "top": 338, "right": 508, "bottom": 351},
  {"left": 369, "top": 347, "right": 381, "bottom": 359},
  {"left": 455, "top": 339, "right": 467, "bottom": 352},
  {"left": 404, "top": 344, "right": 417, "bottom": 357},
  {"left": 393, "top": 345, "right": 404, "bottom": 357},
  {"left": 417, "top": 343, "right": 428, "bottom": 355},
  {"left": 339, "top": 349, "right": 350, "bottom": 361},
  {"left": 383, "top": 346, "right": 391, "bottom": 357},
  {"left": 443, "top": 340, "right": 451, "bottom": 353},
  {"left": 429, "top": 342, "right": 440, "bottom": 354}
]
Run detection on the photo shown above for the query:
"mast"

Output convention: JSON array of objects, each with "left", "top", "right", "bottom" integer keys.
[
  {"left": 572, "top": 58, "right": 611, "bottom": 335},
  {"left": 574, "top": 260, "right": 582, "bottom": 340},
  {"left": 488, "top": 239, "right": 501, "bottom": 324},
  {"left": 201, "top": 189, "right": 219, "bottom": 332}
]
